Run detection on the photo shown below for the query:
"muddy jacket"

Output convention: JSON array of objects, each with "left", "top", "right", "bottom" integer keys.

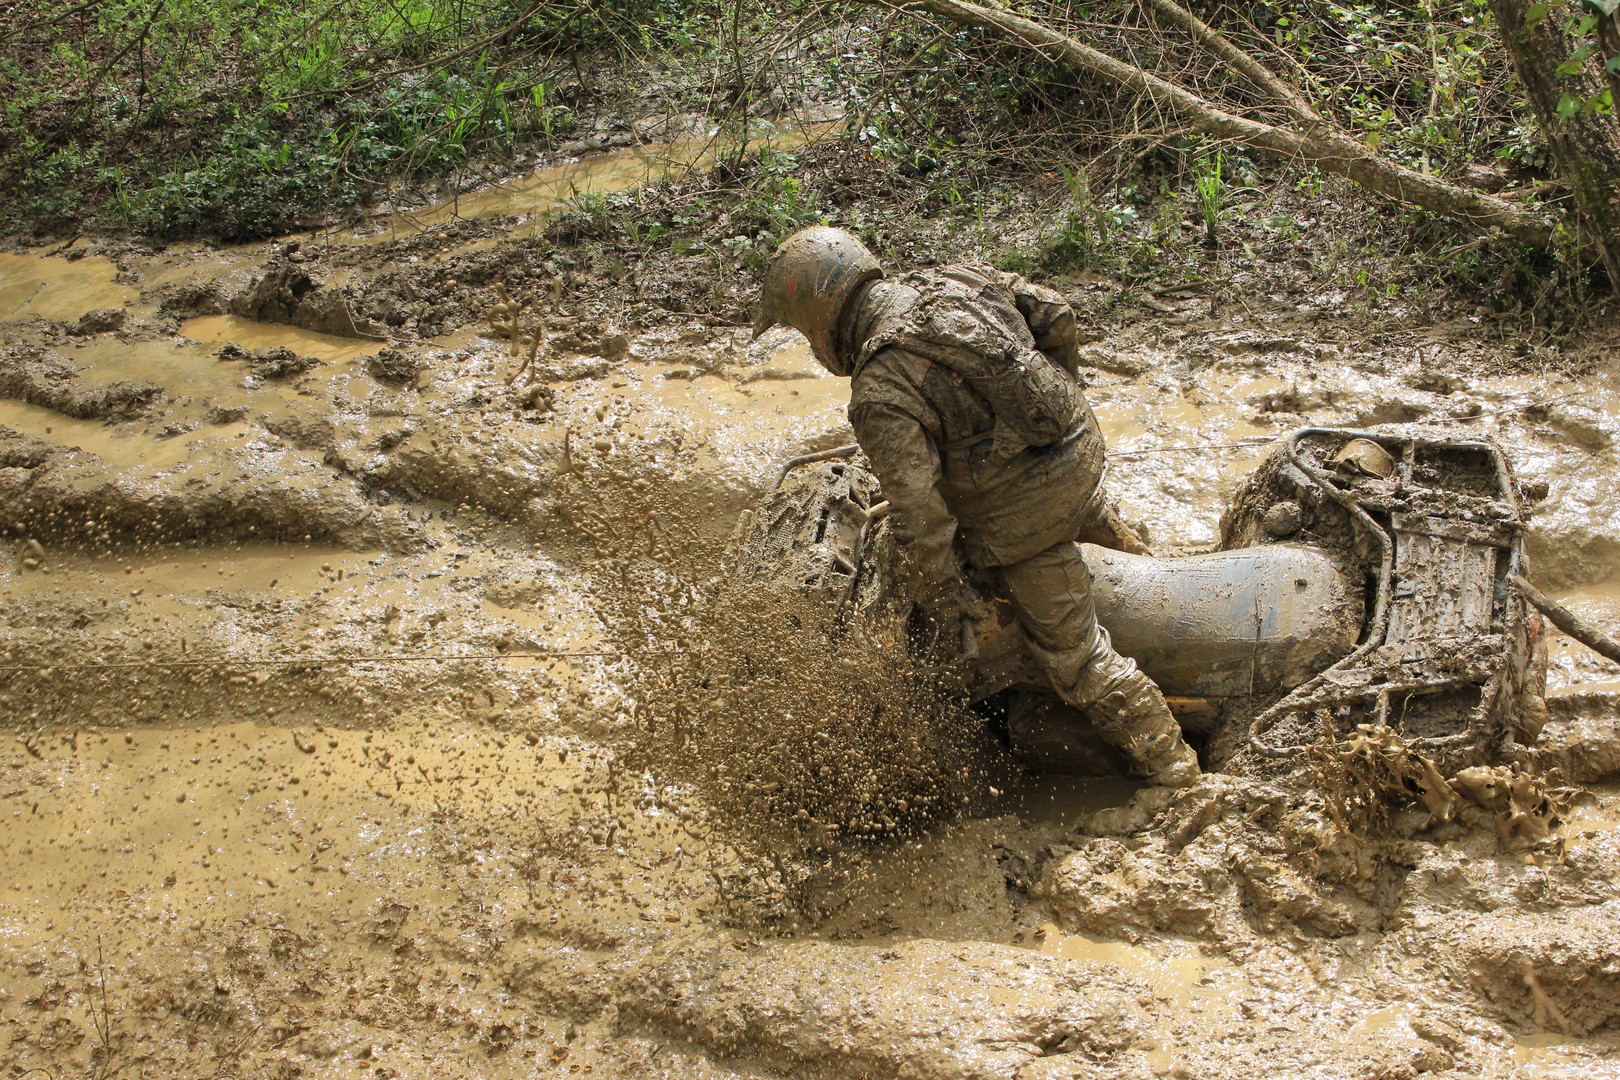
[{"left": 842, "top": 263, "right": 1105, "bottom": 616}]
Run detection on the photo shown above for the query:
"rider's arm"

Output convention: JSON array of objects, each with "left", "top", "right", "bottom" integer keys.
[
  {"left": 849, "top": 401, "right": 960, "bottom": 623},
  {"left": 996, "top": 271, "right": 1081, "bottom": 377}
]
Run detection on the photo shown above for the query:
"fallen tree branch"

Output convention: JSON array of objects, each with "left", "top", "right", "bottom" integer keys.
[
  {"left": 1140, "top": 0, "right": 1321, "bottom": 123},
  {"left": 1510, "top": 573, "right": 1620, "bottom": 666},
  {"left": 877, "top": 0, "right": 1559, "bottom": 248}
]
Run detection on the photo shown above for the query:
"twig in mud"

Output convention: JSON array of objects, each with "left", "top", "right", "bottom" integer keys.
[
  {"left": 86, "top": 935, "right": 122, "bottom": 1080},
  {"left": 1106, "top": 437, "right": 1274, "bottom": 458},
  {"left": 1521, "top": 958, "right": 1574, "bottom": 1036},
  {"left": 1510, "top": 573, "right": 1620, "bottom": 665}
]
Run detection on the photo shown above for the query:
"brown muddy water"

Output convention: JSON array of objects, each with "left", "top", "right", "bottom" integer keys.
[
  {"left": 311, "top": 113, "right": 841, "bottom": 246},
  {"left": 5, "top": 139, "right": 1620, "bottom": 1078}
]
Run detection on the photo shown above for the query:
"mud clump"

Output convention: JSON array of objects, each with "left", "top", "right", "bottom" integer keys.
[
  {"left": 231, "top": 261, "right": 377, "bottom": 339},
  {"left": 203, "top": 404, "right": 250, "bottom": 425},
  {"left": 157, "top": 281, "right": 227, "bottom": 318},
  {"left": 1048, "top": 776, "right": 1379, "bottom": 941},
  {"left": 73, "top": 307, "right": 126, "bottom": 335},
  {"left": 0, "top": 345, "right": 162, "bottom": 421},
  {"left": 260, "top": 407, "right": 336, "bottom": 450},
  {"left": 215, "top": 342, "right": 324, "bottom": 379},
  {"left": 363, "top": 346, "right": 422, "bottom": 385},
  {"left": 248, "top": 346, "right": 322, "bottom": 380},
  {"left": 1536, "top": 696, "right": 1620, "bottom": 780}
]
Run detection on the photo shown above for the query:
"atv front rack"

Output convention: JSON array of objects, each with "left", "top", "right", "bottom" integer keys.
[{"left": 1246, "top": 428, "right": 1542, "bottom": 767}]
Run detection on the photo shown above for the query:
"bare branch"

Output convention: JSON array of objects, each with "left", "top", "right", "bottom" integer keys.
[
  {"left": 1139, "top": 0, "right": 1319, "bottom": 122},
  {"left": 876, "top": 0, "right": 1559, "bottom": 247}
]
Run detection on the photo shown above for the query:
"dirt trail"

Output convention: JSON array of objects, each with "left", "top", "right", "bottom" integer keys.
[{"left": 4, "top": 142, "right": 1620, "bottom": 1078}]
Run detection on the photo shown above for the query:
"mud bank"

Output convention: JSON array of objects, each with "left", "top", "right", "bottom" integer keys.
[{"left": 5, "top": 149, "right": 1620, "bottom": 1078}]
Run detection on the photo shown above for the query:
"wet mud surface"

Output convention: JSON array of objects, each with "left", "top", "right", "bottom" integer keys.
[{"left": 5, "top": 144, "right": 1620, "bottom": 1078}]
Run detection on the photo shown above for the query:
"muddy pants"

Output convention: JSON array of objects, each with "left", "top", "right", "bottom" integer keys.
[{"left": 996, "top": 541, "right": 1190, "bottom": 775}]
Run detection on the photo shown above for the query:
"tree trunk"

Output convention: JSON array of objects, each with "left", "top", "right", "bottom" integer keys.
[
  {"left": 1486, "top": 0, "right": 1620, "bottom": 288},
  {"left": 878, "top": 0, "right": 1565, "bottom": 248}
]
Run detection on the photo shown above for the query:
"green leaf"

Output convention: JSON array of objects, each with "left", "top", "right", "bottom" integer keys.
[
  {"left": 1609, "top": 55, "right": 1620, "bottom": 75},
  {"left": 1556, "top": 46, "right": 1593, "bottom": 75},
  {"left": 1579, "top": 0, "right": 1619, "bottom": 16},
  {"left": 1556, "top": 92, "right": 1582, "bottom": 119},
  {"left": 1524, "top": 2, "right": 1551, "bottom": 28}
]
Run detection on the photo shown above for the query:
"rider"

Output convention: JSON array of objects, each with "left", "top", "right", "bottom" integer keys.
[{"left": 753, "top": 226, "right": 1200, "bottom": 787}]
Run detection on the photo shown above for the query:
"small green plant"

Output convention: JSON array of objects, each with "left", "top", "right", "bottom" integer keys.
[
  {"left": 529, "top": 81, "right": 572, "bottom": 146},
  {"left": 1262, "top": 212, "right": 1302, "bottom": 242},
  {"left": 1194, "top": 148, "right": 1227, "bottom": 250},
  {"left": 735, "top": 149, "right": 823, "bottom": 244},
  {"left": 1295, "top": 167, "right": 1326, "bottom": 199},
  {"left": 1042, "top": 164, "right": 1103, "bottom": 269}
]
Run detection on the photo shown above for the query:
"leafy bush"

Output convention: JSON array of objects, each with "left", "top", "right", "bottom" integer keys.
[{"left": 0, "top": 0, "right": 688, "bottom": 237}]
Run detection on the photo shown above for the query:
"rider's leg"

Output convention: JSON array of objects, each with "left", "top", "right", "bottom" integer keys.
[{"left": 997, "top": 541, "right": 1200, "bottom": 786}]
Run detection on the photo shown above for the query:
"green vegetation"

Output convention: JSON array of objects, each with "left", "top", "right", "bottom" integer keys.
[
  {"left": 2, "top": 0, "right": 1613, "bottom": 312},
  {"left": 0, "top": 0, "right": 702, "bottom": 238},
  {"left": 1193, "top": 150, "right": 1227, "bottom": 251}
]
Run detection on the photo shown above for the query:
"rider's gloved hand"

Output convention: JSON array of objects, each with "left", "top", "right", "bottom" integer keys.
[
  {"left": 915, "top": 605, "right": 976, "bottom": 667},
  {"left": 913, "top": 605, "right": 959, "bottom": 663}
]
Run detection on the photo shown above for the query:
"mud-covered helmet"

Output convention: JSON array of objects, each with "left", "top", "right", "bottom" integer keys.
[{"left": 753, "top": 226, "right": 883, "bottom": 376}]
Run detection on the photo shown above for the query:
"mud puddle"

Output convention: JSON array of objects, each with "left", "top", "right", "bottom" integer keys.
[
  {"left": 1089, "top": 363, "right": 1287, "bottom": 549},
  {"left": 0, "top": 716, "right": 737, "bottom": 1079},
  {"left": 608, "top": 334, "right": 849, "bottom": 478},
  {"left": 0, "top": 397, "right": 209, "bottom": 471},
  {"left": 179, "top": 314, "right": 381, "bottom": 365},
  {"left": 0, "top": 248, "right": 135, "bottom": 322},
  {"left": 1545, "top": 579, "right": 1620, "bottom": 692},
  {"left": 334, "top": 116, "right": 841, "bottom": 243}
]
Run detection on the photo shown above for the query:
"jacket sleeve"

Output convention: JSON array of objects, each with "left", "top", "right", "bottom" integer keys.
[
  {"left": 849, "top": 401, "right": 960, "bottom": 619},
  {"left": 996, "top": 270, "right": 1081, "bottom": 377}
]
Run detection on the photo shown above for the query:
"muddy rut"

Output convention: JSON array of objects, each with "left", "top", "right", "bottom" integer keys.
[{"left": 4, "top": 145, "right": 1620, "bottom": 1080}]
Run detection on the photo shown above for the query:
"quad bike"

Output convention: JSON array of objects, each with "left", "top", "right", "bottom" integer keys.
[{"left": 732, "top": 428, "right": 1549, "bottom": 775}]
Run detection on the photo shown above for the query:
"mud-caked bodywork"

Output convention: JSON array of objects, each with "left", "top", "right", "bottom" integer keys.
[
  {"left": 1227, "top": 428, "right": 1547, "bottom": 773},
  {"left": 733, "top": 428, "right": 1548, "bottom": 775}
]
